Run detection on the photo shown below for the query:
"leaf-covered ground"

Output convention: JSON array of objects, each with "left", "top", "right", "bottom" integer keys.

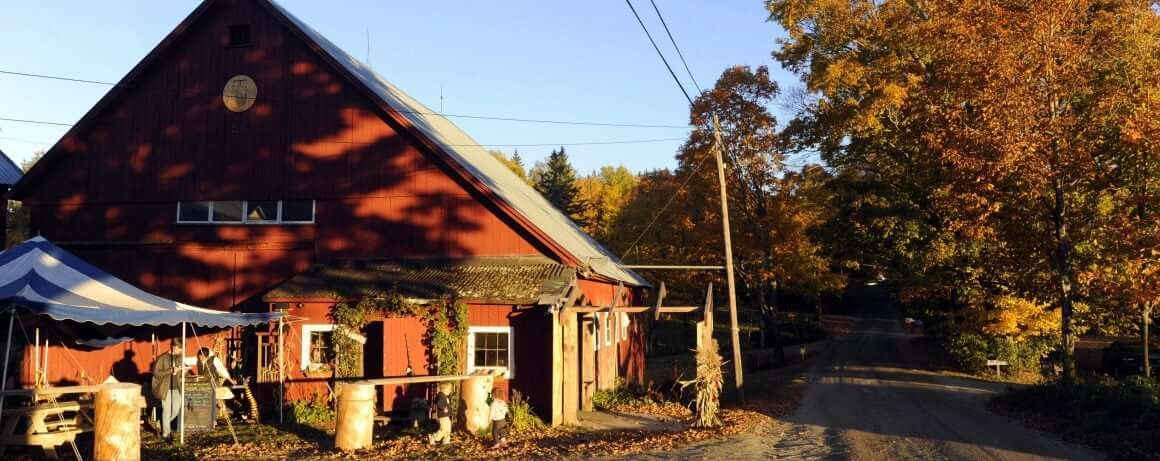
[{"left": 129, "top": 401, "right": 778, "bottom": 460}]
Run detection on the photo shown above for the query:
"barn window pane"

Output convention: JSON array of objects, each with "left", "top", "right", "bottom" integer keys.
[
  {"left": 309, "top": 330, "right": 333, "bottom": 365},
  {"left": 281, "top": 200, "right": 314, "bottom": 222},
  {"left": 212, "top": 201, "right": 243, "bottom": 222},
  {"left": 177, "top": 201, "right": 210, "bottom": 222},
  {"left": 228, "top": 24, "right": 252, "bottom": 47},
  {"left": 469, "top": 329, "right": 511, "bottom": 374},
  {"left": 245, "top": 201, "right": 279, "bottom": 222}
]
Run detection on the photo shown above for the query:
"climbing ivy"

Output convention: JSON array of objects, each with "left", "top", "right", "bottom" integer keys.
[
  {"left": 329, "top": 290, "right": 468, "bottom": 380},
  {"left": 427, "top": 299, "right": 469, "bottom": 377}
]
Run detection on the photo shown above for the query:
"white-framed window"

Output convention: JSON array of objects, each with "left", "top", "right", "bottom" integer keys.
[
  {"left": 300, "top": 324, "right": 335, "bottom": 371},
  {"left": 177, "top": 200, "right": 315, "bottom": 224},
  {"left": 619, "top": 313, "right": 631, "bottom": 343},
  {"left": 466, "top": 326, "right": 513, "bottom": 379},
  {"left": 603, "top": 312, "right": 612, "bottom": 347}
]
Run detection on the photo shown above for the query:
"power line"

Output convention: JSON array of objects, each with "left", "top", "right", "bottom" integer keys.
[
  {"left": 423, "top": 112, "right": 686, "bottom": 129},
  {"left": 0, "top": 70, "right": 117, "bottom": 86},
  {"left": 0, "top": 67, "right": 690, "bottom": 129},
  {"left": 620, "top": 149, "right": 710, "bottom": 260},
  {"left": 453, "top": 138, "right": 684, "bottom": 147},
  {"left": 648, "top": 0, "right": 702, "bottom": 94},
  {"left": 624, "top": 0, "right": 694, "bottom": 106},
  {"left": 0, "top": 117, "right": 72, "bottom": 127},
  {"left": 0, "top": 116, "right": 682, "bottom": 148}
]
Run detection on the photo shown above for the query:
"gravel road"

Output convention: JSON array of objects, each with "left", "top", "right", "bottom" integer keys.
[{"left": 632, "top": 313, "right": 1104, "bottom": 460}]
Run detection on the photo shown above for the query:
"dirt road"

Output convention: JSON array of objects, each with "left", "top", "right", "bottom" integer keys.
[{"left": 631, "top": 314, "right": 1103, "bottom": 460}]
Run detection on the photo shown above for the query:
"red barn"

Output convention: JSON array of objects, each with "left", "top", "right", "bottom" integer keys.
[{"left": 11, "top": 0, "right": 650, "bottom": 425}]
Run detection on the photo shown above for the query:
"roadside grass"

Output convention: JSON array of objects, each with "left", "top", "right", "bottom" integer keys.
[{"left": 991, "top": 377, "right": 1160, "bottom": 461}]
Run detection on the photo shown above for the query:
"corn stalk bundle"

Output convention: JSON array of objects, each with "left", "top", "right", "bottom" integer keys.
[{"left": 681, "top": 338, "right": 724, "bottom": 427}]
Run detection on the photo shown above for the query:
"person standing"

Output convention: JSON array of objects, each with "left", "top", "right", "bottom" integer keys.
[
  {"left": 151, "top": 339, "right": 186, "bottom": 440},
  {"left": 427, "top": 382, "right": 453, "bottom": 445},
  {"left": 488, "top": 388, "right": 510, "bottom": 448}
]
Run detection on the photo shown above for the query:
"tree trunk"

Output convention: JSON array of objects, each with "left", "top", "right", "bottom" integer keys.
[
  {"left": 761, "top": 279, "right": 785, "bottom": 364},
  {"left": 1145, "top": 302, "right": 1152, "bottom": 379},
  {"left": 1053, "top": 180, "right": 1077, "bottom": 385}
]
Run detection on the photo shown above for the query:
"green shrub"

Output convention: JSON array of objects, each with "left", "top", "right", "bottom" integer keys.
[
  {"left": 509, "top": 390, "right": 546, "bottom": 433},
  {"left": 945, "top": 332, "right": 1056, "bottom": 375},
  {"left": 288, "top": 393, "right": 334, "bottom": 425},
  {"left": 994, "top": 377, "right": 1160, "bottom": 460},
  {"left": 591, "top": 383, "right": 640, "bottom": 410}
]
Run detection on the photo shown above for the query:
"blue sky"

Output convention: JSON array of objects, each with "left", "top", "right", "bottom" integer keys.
[{"left": 0, "top": 1, "right": 797, "bottom": 173}]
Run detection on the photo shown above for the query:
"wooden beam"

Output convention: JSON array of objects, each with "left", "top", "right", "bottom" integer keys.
[
  {"left": 559, "top": 282, "right": 582, "bottom": 426},
  {"left": 619, "top": 265, "right": 725, "bottom": 270},
  {"left": 361, "top": 375, "right": 469, "bottom": 386},
  {"left": 568, "top": 305, "right": 699, "bottom": 314},
  {"left": 651, "top": 282, "right": 667, "bottom": 321},
  {"left": 0, "top": 385, "right": 103, "bottom": 398}
]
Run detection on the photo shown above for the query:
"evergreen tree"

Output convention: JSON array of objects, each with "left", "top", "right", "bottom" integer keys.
[
  {"left": 531, "top": 147, "right": 586, "bottom": 224},
  {"left": 490, "top": 149, "right": 528, "bottom": 182}
]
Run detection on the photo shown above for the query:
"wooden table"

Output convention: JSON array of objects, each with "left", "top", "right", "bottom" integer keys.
[{"left": 0, "top": 400, "right": 94, "bottom": 459}]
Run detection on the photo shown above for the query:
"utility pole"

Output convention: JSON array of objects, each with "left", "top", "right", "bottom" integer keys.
[
  {"left": 711, "top": 113, "right": 744, "bottom": 400},
  {"left": 1145, "top": 302, "right": 1152, "bottom": 379}
]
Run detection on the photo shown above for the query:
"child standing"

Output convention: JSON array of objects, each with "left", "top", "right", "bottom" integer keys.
[
  {"left": 489, "top": 388, "right": 510, "bottom": 448},
  {"left": 427, "top": 382, "right": 453, "bottom": 445}
]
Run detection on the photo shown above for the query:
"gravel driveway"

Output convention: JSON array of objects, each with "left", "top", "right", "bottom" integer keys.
[{"left": 629, "top": 313, "right": 1104, "bottom": 460}]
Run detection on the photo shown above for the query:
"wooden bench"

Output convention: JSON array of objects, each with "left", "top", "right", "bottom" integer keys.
[{"left": 0, "top": 401, "right": 94, "bottom": 459}]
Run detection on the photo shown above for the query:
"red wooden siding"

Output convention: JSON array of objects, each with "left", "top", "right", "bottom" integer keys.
[
  {"left": 276, "top": 302, "right": 554, "bottom": 421},
  {"left": 12, "top": 317, "right": 226, "bottom": 389},
  {"left": 20, "top": 0, "right": 546, "bottom": 310},
  {"left": 577, "top": 279, "right": 647, "bottom": 390}
]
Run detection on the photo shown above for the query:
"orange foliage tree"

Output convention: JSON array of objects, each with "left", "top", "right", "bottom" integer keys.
[{"left": 769, "top": 0, "right": 1160, "bottom": 380}]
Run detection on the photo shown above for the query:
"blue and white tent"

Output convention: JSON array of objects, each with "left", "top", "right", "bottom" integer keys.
[{"left": 0, "top": 237, "right": 279, "bottom": 328}]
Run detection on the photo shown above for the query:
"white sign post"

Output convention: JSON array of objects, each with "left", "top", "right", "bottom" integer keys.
[{"left": 986, "top": 359, "right": 1009, "bottom": 377}]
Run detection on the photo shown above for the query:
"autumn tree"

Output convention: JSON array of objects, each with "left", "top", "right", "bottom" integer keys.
[
  {"left": 616, "top": 66, "right": 844, "bottom": 358},
  {"left": 6, "top": 150, "right": 43, "bottom": 247},
  {"left": 575, "top": 166, "right": 639, "bottom": 241},
  {"left": 769, "top": 0, "right": 1160, "bottom": 380},
  {"left": 490, "top": 149, "right": 529, "bottom": 183},
  {"left": 531, "top": 147, "right": 587, "bottom": 224}
]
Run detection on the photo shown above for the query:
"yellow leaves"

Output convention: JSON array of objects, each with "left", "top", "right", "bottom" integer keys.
[{"left": 979, "top": 296, "right": 1060, "bottom": 340}]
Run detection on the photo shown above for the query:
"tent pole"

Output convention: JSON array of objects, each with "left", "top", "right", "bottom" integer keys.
[
  {"left": 34, "top": 327, "right": 39, "bottom": 388},
  {"left": 180, "top": 321, "right": 186, "bottom": 445},
  {"left": 0, "top": 310, "right": 14, "bottom": 417},
  {"left": 278, "top": 316, "right": 284, "bottom": 424}
]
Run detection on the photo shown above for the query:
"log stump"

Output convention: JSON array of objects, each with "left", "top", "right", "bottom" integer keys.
[
  {"left": 461, "top": 373, "right": 494, "bottom": 433},
  {"left": 334, "top": 382, "right": 376, "bottom": 451},
  {"left": 94, "top": 383, "right": 141, "bottom": 461}
]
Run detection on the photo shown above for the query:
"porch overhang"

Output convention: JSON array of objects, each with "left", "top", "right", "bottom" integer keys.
[{"left": 263, "top": 256, "right": 577, "bottom": 306}]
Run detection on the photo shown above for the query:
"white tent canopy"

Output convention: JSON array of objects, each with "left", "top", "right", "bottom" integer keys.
[{"left": 0, "top": 237, "right": 279, "bottom": 327}]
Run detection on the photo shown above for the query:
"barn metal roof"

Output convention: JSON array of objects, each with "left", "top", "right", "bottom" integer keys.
[
  {"left": 268, "top": 1, "right": 648, "bottom": 287},
  {"left": 265, "top": 257, "right": 576, "bottom": 305},
  {"left": 0, "top": 148, "right": 23, "bottom": 186}
]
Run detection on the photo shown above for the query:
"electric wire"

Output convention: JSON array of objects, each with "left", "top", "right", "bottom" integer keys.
[
  {"left": 624, "top": 0, "right": 694, "bottom": 106},
  {"left": 647, "top": 0, "right": 703, "bottom": 94},
  {"left": 0, "top": 67, "right": 689, "bottom": 129}
]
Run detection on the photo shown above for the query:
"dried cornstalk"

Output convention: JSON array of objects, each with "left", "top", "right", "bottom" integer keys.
[{"left": 680, "top": 338, "right": 724, "bottom": 427}]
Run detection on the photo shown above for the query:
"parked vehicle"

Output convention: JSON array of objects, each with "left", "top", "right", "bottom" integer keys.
[{"left": 1101, "top": 341, "right": 1160, "bottom": 377}]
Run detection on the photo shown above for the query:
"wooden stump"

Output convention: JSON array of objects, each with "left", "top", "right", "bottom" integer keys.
[
  {"left": 461, "top": 373, "right": 494, "bottom": 433},
  {"left": 94, "top": 383, "right": 141, "bottom": 461},
  {"left": 334, "top": 382, "right": 375, "bottom": 451}
]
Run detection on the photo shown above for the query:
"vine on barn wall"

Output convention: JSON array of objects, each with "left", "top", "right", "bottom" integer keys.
[{"left": 329, "top": 290, "right": 468, "bottom": 379}]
